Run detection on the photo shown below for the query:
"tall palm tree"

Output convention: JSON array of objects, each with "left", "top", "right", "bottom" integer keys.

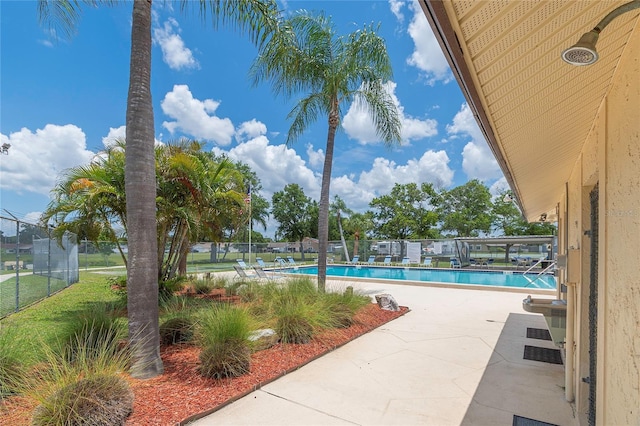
[
  {"left": 251, "top": 11, "right": 402, "bottom": 290},
  {"left": 37, "top": 0, "right": 279, "bottom": 378}
]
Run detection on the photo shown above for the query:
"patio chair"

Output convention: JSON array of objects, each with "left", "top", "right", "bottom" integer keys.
[
  {"left": 236, "top": 259, "right": 251, "bottom": 269},
  {"left": 365, "top": 255, "right": 376, "bottom": 265},
  {"left": 400, "top": 257, "right": 410, "bottom": 266},
  {"left": 348, "top": 255, "right": 359, "bottom": 264},
  {"left": 253, "top": 265, "right": 284, "bottom": 281},
  {"left": 234, "top": 264, "right": 257, "bottom": 279},
  {"left": 382, "top": 255, "right": 392, "bottom": 266},
  {"left": 450, "top": 258, "right": 462, "bottom": 269},
  {"left": 275, "top": 256, "right": 288, "bottom": 268},
  {"left": 256, "top": 257, "right": 267, "bottom": 268},
  {"left": 422, "top": 257, "right": 432, "bottom": 267},
  {"left": 286, "top": 256, "right": 297, "bottom": 266}
]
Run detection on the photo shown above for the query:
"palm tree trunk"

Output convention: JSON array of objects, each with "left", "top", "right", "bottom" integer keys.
[
  {"left": 125, "top": 0, "right": 163, "bottom": 379},
  {"left": 318, "top": 106, "right": 339, "bottom": 291}
]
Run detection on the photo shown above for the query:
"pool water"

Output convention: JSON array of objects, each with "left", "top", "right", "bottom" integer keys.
[{"left": 282, "top": 265, "right": 556, "bottom": 289}]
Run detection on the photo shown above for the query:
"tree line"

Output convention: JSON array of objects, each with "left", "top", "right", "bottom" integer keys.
[
  {"left": 43, "top": 140, "right": 555, "bottom": 279},
  {"left": 270, "top": 180, "right": 555, "bottom": 247}
]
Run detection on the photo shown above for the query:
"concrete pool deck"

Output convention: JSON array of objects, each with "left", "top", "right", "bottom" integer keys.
[{"left": 187, "top": 279, "right": 576, "bottom": 426}]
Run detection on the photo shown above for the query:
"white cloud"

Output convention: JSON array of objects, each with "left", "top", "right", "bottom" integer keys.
[
  {"left": 388, "top": 0, "right": 405, "bottom": 22},
  {"left": 489, "top": 177, "right": 510, "bottom": 198},
  {"left": 306, "top": 144, "right": 324, "bottom": 169},
  {"left": 101, "top": 125, "right": 164, "bottom": 148},
  {"left": 102, "top": 126, "right": 126, "bottom": 147},
  {"left": 212, "top": 136, "right": 321, "bottom": 201},
  {"left": 342, "top": 81, "right": 437, "bottom": 145},
  {"left": 153, "top": 18, "right": 199, "bottom": 71},
  {"left": 161, "top": 85, "right": 235, "bottom": 145},
  {"left": 236, "top": 119, "right": 267, "bottom": 143},
  {"left": 446, "top": 103, "right": 502, "bottom": 181},
  {"left": 406, "top": 0, "right": 451, "bottom": 84},
  {"left": 357, "top": 150, "right": 454, "bottom": 198},
  {"left": 0, "top": 124, "right": 95, "bottom": 195},
  {"left": 212, "top": 128, "right": 455, "bottom": 235}
]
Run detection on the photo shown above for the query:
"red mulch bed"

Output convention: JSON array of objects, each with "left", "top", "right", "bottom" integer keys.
[{"left": 1, "top": 304, "right": 408, "bottom": 426}]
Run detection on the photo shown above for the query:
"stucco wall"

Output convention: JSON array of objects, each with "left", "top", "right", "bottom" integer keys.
[
  {"left": 564, "top": 22, "right": 640, "bottom": 426},
  {"left": 598, "top": 24, "right": 640, "bottom": 425}
]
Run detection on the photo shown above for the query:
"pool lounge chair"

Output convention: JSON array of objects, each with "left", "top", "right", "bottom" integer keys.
[
  {"left": 348, "top": 255, "right": 359, "bottom": 264},
  {"left": 423, "top": 257, "right": 432, "bottom": 267},
  {"left": 450, "top": 258, "right": 462, "bottom": 269},
  {"left": 286, "top": 256, "right": 297, "bottom": 266},
  {"left": 382, "top": 255, "right": 392, "bottom": 266},
  {"left": 400, "top": 257, "right": 410, "bottom": 266},
  {"left": 234, "top": 264, "right": 257, "bottom": 279},
  {"left": 275, "top": 256, "right": 288, "bottom": 268},
  {"left": 255, "top": 257, "right": 267, "bottom": 268},
  {"left": 365, "top": 255, "right": 376, "bottom": 265},
  {"left": 253, "top": 265, "right": 284, "bottom": 281},
  {"left": 236, "top": 259, "right": 251, "bottom": 269}
]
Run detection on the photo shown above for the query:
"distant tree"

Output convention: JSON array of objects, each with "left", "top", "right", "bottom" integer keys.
[
  {"left": 43, "top": 140, "right": 246, "bottom": 280},
  {"left": 438, "top": 179, "right": 492, "bottom": 237},
  {"left": 271, "top": 184, "right": 313, "bottom": 258},
  {"left": 492, "top": 190, "right": 556, "bottom": 261},
  {"left": 344, "top": 211, "right": 376, "bottom": 258},
  {"left": 370, "top": 183, "right": 440, "bottom": 243},
  {"left": 251, "top": 11, "right": 401, "bottom": 290}
]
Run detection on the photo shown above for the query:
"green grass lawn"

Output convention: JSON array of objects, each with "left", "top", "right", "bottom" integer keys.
[{"left": 0, "top": 272, "right": 122, "bottom": 353}]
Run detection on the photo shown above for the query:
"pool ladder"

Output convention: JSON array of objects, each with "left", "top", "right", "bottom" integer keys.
[{"left": 523, "top": 260, "right": 557, "bottom": 287}]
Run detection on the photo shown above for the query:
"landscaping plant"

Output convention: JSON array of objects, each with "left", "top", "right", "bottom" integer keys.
[
  {"left": 197, "top": 305, "right": 253, "bottom": 379},
  {"left": 23, "top": 322, "right": 134, "bottom": 426}
]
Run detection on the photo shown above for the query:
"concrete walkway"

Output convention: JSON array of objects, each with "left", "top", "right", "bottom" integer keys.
[{"left": 187, "top": 280, "right": 577, "bottom": 426}]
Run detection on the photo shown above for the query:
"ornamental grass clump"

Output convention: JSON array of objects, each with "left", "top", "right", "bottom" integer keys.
[
  {"left": 24, "top": 323, "right": 134, "bottom": 426},
  {"left": 197, "top": 305, "right": 253, "bottom": 379},
  {"left": 0, "top": 325, "right": 31, "bottom": 399},
  {"left": 54, "top": 305, "right": 125, "bottom": 364},
  {"left": 321, "top": 286, "right": 371, "bottom": 328},
  {"left": 264, "top": 277, "right": 335, "bottom": 344},
  {"left": 159, "top": 315, "right": 195, "bottom": 345}
]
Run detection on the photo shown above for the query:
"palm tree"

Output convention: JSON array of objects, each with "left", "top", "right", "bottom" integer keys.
[
  {"left": 251, "top": 11, "right": 402, "bottom": 290},
  {"left": 38, "top": 0, "right": 279, "bottom": 378},
  {"left": 42, "top": 140, "right": 129, "bottom": 263}
]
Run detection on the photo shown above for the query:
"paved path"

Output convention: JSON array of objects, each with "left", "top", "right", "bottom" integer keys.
[{"left": 187, "top": 280, "right": 576, "bottom": 426}]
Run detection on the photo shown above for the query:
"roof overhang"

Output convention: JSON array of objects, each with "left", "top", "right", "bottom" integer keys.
[{"left": 420, "top": 0, "right": 640, "bottom": 222}]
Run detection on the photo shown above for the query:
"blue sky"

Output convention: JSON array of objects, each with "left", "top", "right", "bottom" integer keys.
[{"left": 0, "top": 0, "right": 507, "bottom": 237}]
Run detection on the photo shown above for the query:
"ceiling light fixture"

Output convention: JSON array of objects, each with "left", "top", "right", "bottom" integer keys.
[{"left": 562, "top": 0, "right": 640, "bottom": 65}]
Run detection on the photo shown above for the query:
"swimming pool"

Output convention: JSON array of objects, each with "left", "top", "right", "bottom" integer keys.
[{"left": 281, "top": 265, "right": 556, "bottom": 289}]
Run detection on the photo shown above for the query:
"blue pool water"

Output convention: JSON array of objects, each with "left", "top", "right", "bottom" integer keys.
[{"left": 282, "top": 265, "right": 556, "bottom": 289}]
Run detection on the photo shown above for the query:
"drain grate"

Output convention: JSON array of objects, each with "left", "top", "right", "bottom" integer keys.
[
  {"left": 523, "top": 345, "right": 563, "bottom": 364},
  {"left": 513, "top": 414, "right": 559, "bottom": 426},
  {"left": 527, "top": 327, "right": 552, "bottom": 341}
]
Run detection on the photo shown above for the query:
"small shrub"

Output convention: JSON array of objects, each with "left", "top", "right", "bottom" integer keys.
[
  {"left": 107, "top": 275, "right": 127, "bottom": 297},
  {"left": 193, "top": 279, "right": 215, "bottom": 295},
  {"left": 159, "top": 316, "right": 195, "bottom": 345},
  {"left": 199, "top": 341, "right": 251, "bottom": 379},
  {"left": 321, "top": 287, "right": 371, "bottom": 329},
  {"left": 197, "top": 306, "right": 252, "bottom": 379},
  {"left": 161, "top": 275, "right": 188, "bottom": 296},
  {"left": 31, "top": 375, "right": 133, "bottom": 426},
  {"left": 22, "top": 323, "right": 134, "bottom": 426},
  {"left": 267, "top": 278, "right": 328, "bottom": 344},
  {"left": 275, "top": 301, "right": 315, "bottom": 344}
]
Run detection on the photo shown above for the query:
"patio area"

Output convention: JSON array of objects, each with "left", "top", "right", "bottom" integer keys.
[{"left": 188, "top": 280, "right": 576, "bottom": 425}]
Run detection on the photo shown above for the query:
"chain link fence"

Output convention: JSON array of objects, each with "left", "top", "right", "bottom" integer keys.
[{"left": 1, "top": 216, "right": 79, "bottom": 318}]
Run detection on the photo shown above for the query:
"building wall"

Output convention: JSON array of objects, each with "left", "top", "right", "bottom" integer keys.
[
  {"left": 564, "top": 23, "right": 640, "bottom": 425},
  {"left": 598, "top": 26, "right": 640, "bottom": 424}
]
